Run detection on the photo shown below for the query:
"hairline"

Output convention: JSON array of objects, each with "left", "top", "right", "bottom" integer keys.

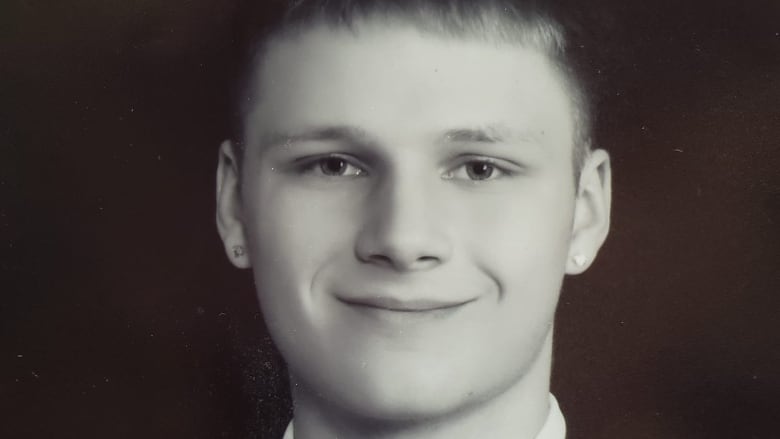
[{"left": 232, "top": 6, "right": 592, "bottom": 182}]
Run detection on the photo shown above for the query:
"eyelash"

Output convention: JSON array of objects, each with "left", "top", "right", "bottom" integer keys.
[
  {"left": 295, "top": 154, "right": 368, "bottom": 178},
  {"left": 291, "top": 154, "right": 517, "bottom": 182},
  {"left": 444, "top": 157, "right": 514, "bottom": 182}
]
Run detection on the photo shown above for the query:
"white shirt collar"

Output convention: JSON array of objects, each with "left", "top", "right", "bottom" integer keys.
[
  {"left": 536, "top": 394, "right": 566, "bottom": 439},
  {"left": 283, "top": 393, "right": 565, "bottom": 439}
]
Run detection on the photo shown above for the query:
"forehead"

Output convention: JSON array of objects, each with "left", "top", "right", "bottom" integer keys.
[{"left": 245, "top": 22, "right": 574, "bottom": 152}]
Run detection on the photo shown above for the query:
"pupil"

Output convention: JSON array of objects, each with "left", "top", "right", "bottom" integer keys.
[
  {"left": 321, "top": 158, "right": 346, "bottom": 175},
  {"left": 468, "top": 163, "right": 493, "bottom": 180}
]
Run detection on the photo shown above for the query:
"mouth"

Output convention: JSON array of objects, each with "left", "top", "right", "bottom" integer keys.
[{"left": 338, "top": 296, "right": 476, "bottom": 313}]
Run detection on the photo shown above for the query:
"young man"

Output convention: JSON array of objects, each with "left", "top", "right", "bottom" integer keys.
[{"left": 216, "top": 1, "right": 611, "bottom": 437}]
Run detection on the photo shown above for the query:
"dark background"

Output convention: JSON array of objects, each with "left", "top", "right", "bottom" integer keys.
[{"left": 2, "top": 0, "right": 778, "bottom": 437}]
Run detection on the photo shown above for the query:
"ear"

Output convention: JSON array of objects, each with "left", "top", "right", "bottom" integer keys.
[
  {"left": 566, "top": 149, "right": 611, "bottom": 274},
  {"left": 216, "top": 140, "right": 251, "bottom": 269}
]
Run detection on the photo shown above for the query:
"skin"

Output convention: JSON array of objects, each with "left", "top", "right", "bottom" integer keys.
[{"left": 217, "top": 22, "right": 611, "bottom": 439}]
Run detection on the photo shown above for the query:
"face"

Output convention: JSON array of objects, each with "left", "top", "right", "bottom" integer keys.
[{"left": 219, "top": 22, "right": 606, "bottom": 421}]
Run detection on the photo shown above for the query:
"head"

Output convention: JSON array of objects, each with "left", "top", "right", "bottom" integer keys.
[{"left": 217, "top": 0, "right": 610, "bottom": 427}]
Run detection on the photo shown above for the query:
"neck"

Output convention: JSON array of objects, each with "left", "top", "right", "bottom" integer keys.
[{"left": 290, "top": 331, "right": 554, "bottom": 439}]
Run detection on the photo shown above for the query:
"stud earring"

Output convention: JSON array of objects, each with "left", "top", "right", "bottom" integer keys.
[
  {"left": 232, "top": 245, "right": 245, "bottom": 258},
  {"left": 573, "top": 254, "right": 587, "bottom": 267}
]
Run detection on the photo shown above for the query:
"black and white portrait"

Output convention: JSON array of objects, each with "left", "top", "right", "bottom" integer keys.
[{"left": 2, "top": 1, "right": 778, "bottom": 438}]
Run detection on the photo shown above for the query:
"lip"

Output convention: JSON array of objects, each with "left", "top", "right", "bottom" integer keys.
[{"left": 338, "top": 296, "right": 476, "bottom": 312}]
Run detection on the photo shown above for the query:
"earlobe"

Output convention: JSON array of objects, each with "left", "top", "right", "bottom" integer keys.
[
  {"left": 566, "top": 149, "right": 611, "bottom": 275},
  {"left": 216, "top": 140, "right": 251, "bottom": 269}
]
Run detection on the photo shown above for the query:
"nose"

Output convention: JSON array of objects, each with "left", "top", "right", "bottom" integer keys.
[{"left": 355, "top": 172, "right": 452, "bottom": 271}]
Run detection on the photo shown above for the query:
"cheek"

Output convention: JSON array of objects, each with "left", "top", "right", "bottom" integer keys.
[
  {"left": 457, "top": 182, "right": 575, "bottom": 269},
  {"left": 242, "top": 183, "right": 361, "bottom": 309},
  {"left": 456, "top": 191, "right": 571, "bottom": 359},
  {"left": 247, "top": 183, "right": 356, "bottom": 260},
  {"left": 454, "top": 180, "right": 575, "bottom": 328}
]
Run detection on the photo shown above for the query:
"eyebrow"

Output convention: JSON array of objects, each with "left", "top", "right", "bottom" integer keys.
[
  {"left": 439, "top": 125, "right": 512, "bottom": 144},
  {"left": 259, "top": 123, "right": 535, "bottom": 150},
  {"left": 260, "top": 125, "right": 376, "bottom": 150}
]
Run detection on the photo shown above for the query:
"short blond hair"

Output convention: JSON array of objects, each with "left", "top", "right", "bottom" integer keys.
[{"left": 229, "top": 0, "right": 594, "bottom": 176}]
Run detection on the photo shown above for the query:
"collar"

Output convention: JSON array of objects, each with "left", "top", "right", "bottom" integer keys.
[{"left": 283, "top": 393, "right": 565, "bottom": 439}]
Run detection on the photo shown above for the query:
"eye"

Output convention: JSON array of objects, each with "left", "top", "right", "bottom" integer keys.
[
  {"left": 464, "top": 162, "right": 497, "bottom": 180},
  {"left": 299, "top": 155, "right": 367, "bottom": 178},
  {"left": 445, "top": 159, "right": 507, "bottom": 181}
]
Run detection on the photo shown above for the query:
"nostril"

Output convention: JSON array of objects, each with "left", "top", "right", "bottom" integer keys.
[
  {"left": 367, "top": 254, "right": 394, "bottom": 267},
  {"left": 412, "top": 255, "right": 442, "bottom": 270},
  {"left": 363, "top": 253, "right": 442, "bottom": 271}
]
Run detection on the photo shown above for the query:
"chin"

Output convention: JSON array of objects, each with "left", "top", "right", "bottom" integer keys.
[
  {"left": 308, "top": 355, "right": 496, "bottom": 423},
  {"left": 343, "top": 381, "right": 469, "bottom": 422}
]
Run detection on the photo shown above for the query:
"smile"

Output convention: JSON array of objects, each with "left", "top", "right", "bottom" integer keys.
[{"left": 338, "top": 296, "right": 476, "bottom": 313}]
